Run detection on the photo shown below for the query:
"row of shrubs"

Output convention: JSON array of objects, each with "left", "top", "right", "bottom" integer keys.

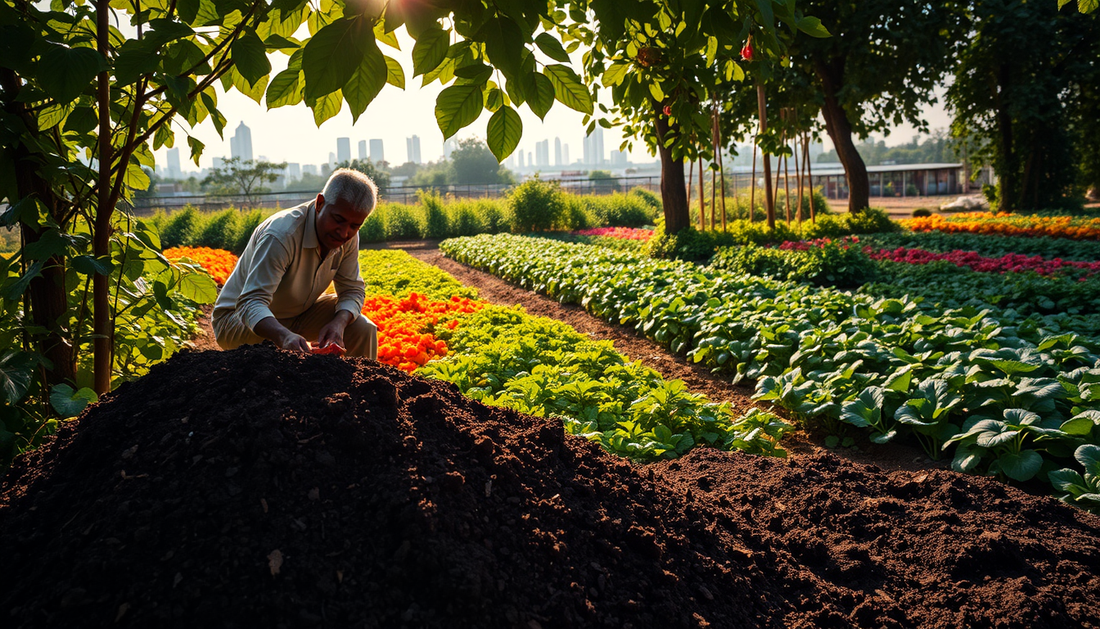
[
  {"left": 645, "top": 193, "right": 898, "bottom": 262},
  {"left": 146, "top": 182, "right": 662, "bottom": 253}
]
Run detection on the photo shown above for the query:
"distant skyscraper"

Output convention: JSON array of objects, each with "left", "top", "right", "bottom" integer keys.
[
  {"left": 610, "top": 150, "right": 628, "bottom": 167},
  {"left": 286, "top": 163, "right": 301, "bottom": 180},
  {"left": 563, "top": 144, "right": 570, "bottom": 165},
  {"left": 534, "top": 140, "right": 549, "bottom": 167},
  {"left": 369, "top": 139, "right": 384, "bottom": 163},
  {"left": 328, "top": 152, "right": 336, "bottom": 170},
  {"left": 518, "top": 150, "right": 525, "bottom": 168},
  {"left": 212, "top": 156, "right": 224, "bottom": 169},
  {"left": 166, "top": 147, "right": 181, "bottom": 179},
  {"left": 230, "top": 122, "right": 253, "bottom": 162},
  {"left": 406, "top": 135, "right": 422, "bottom": 164},
  {"left": 505, "top": 154, "right": 515, "bottom": 169},
  {"left": 302, "top": 164, "right": 318, "bottom": 176},
  {"left": 554, "top": 138, "right": 562, "bottom": 166},
  {"left": 443, "top": 138, "right": 458, "bottom": 161},
  {"left": 358, "top": 140, "right": 368, "bottom": 161},
  {"left": 528, "top": 151, "right": 533, "bottom": 167},
  {"left": 337, "top": 138, "right": 351, "bottom": 164},
  {"left": 583, "top": 128, "right": 604, "bottom": 166}
]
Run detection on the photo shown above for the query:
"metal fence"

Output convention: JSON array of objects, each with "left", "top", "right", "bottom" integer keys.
[{"left": 132, "top": 175, "right": 663, "bottom": 214}]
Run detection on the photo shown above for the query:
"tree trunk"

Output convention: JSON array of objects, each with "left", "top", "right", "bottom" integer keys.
[
  {"left": 757, "top": 83, "right": 775, "bottom": 229},
  {"left": 1, "top": 69, "right": 76, "bottom": 386},
  {"left": 813, "top": 54, "right": 870, "bottom": 214},
  {"left": 655, "top": 104, "right": 690, "bottom": 234},
  {"left": 994, "top": 64, "right": 1016, "bottom": 212},
  {"left": 94, "top": 0, "right": 113, "bottom": 394}
]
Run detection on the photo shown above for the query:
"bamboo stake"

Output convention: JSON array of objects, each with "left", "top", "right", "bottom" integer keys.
[
  {"left": 756, "top": 82, "right": 774, "bottom": 229},
  {"left": 698, "top": 156, "right": 705, "bottom": 230},
  {"left": 783, "top": 142, "right": 792, "bottom": 225},
  {"left": 749, "top": 138, "right": 758, "bottom": 222},
  {"left": 806, "top": 133, "right": 816, "bottom": 223},
  {"left": 687, "top": 158, "right": 694, "bottom": 210}
]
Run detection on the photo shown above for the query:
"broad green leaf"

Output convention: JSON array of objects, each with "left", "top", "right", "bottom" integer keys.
[
  {"left": 1076, "top": 444, "right": 1100, "bottom": 469},
  {"left": 411, "top": 25, "right": 449, "bottom": 77},
  {"left": 543, "top": 64, "right": 593, "bottom": 114},
  {"left": 344, "top": 38, "right": 387, "bottom": 122},
  {"left": 231, "top": 31, "right": 271, "bottom": 86},
  {"left": 50, "top": 383, "right": 97, "bottom": 418},
  {"left": 1048, "top": 468, "right": 1084, "bottom": 493},
  {"left": 601, "top": 62, "right": 629, "bottom": 87},
  {"left": 525, "top": 72, "right": 555, "bottom": 120},
  {"left": 384, "top": 55, "right": 405, "bottom": 89},
  {"left": 884, "top": 367, "right": 912, "bottom": 392},
  {"left": 486, "top": 105, "right": 521, "bottom": 162},
  {"left": 176, "top": 269, "right": 218, "bottom": 304},
  {"left": 535, "top": 32, "right": 570, "bottom": 63},
  {"left": 37, "top": 45, "right": 106, "bottom": 105},
  {"left": 311, "top": 90, "right": 343, "bottom": 126},
  {"left": 1059, "top": 417, "right": 1095, "bottom": 436},
  {"left": 797, "top": 16, "right": 831, "bottom": 38},
  {"left": 951, "top": 444, "right": 984, "bottom": 473},
  {"left": 187, "top": 136, "right": 205, "bottom": 166},
  {"left": 434, "top": 83, "right": 483, "bottom": 140},
  {"left": 997, "top": 450, "right": 1043, "bottom": 482},
  {"left": 266, "top": 68, "right": 303, "bottom": 108},
  {"left": 37, "top": 103, "right": 69, "bottom": 131},
  {"left": 1003, "top": 408, "right": 1040, "bottom": 426},
  {"left": 302, "top": 17, "right": 365, "bottom": 101},
  {"left": 0, "top": 351, "right": 37, "bottom": 403}
]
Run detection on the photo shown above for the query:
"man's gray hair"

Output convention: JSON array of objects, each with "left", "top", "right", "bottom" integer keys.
[{"left": 321, "top": 168, "right": 379, "bottom": 214}]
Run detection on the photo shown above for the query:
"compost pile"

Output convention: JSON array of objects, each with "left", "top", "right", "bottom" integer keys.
[{"left": 2, "top": 346, "right": 1098, "bottom": 629}]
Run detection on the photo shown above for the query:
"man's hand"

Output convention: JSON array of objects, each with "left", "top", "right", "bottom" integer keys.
[
  {"left": 317, "top": 310, "right": 354, "bottom": 351},
  {"left": 279, "top": 331, "right": 311, "bottom": 353}
]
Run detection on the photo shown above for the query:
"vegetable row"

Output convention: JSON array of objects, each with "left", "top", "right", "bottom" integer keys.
[{"left": 441, "top": 234, "right": 1100, "bottom": 512}]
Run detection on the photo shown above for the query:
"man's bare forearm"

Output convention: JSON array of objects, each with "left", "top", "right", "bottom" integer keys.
[{"left": 253, "top": 316, "right": 294, "bottom": 346}]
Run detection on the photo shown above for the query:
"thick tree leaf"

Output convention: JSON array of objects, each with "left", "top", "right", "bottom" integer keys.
[
  {"left": 478, "top": 17, "right": 524, "bottom": 76},
  {"left": 344, "top": 39, "right": 388, "bottom": 123},
  {"left": 486, "top": 105, "right": 521, "bottom": 161},
  {"left": 232, "top": 31, "right": 271, "bottom": 87},
  {"left": 36, "top": 45, "right": 106, "bottom": 105},
  {"left": 601, "top": 62, "right": 629, "bottom": 87},
  {"left": 543, "top": 64, "right": 592, "bottom": 114},
  {"left": 434, "top": 83, "right": 484, "bottom": 139},
  {"left": 3, "top": 260, "right": 42, "bottom": 302},
  {"left": 384, "top": 55, "right": 405, "bottom": 88},
  {"left": 50, "top": 383, "right": 97, "bottom": 418},
  {"left": 797, "top": 16, "right": 831, "bottom": 38},
  {"left": 187, "top": 136, "right": 204, "bottom": 166},
  {"left": 524, "top": 72, "right": 555, "bottom": 119},
  {"left": 266, "top": 68, "right": 303, "bottom": 108},
  {"left": 302, "top": 17, "right": 365, "bottom": 101},
  {"left": 311, "top": 90, "right": 343, "bottom": 126},
  {"left": 535, "top": 32, "right": 570, "bottom": 63},
  {"left": 114, "top": 40, "right": 159, "bottom": 86},
  {"left": 411, "top": 26, "right": 449, "bottom": 77},
  {"left": 176, "top": 270, "right": 218, "bottom": 304}
]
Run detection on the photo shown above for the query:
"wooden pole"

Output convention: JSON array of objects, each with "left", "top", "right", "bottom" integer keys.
[
  {"left": 687, "top": 158, "right": 694, "bottom": 211},
  {"left": 807, "top": 133, "right": 816, "bottom": 223},
  {"left": 756, "top": 82, "right": 774, "bottom": 230},
  {"left": 698, "top": 156, "right": 705, "bottom": 230},
  {"left": 749, "top": 138, "right": 758, "bottom": 222},
  {"left": 783, "top": 139, "right": 792, "bottom": 225}
]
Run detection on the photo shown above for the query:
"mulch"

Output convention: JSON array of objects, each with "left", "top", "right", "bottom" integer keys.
[{"left": 2, "top": 345, "right": 1098, "bottom": 629}]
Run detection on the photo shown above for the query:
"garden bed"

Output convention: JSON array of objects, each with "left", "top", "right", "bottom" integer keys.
[{"left": 2, "top": 344, "right": 1098, "bottom": 628}]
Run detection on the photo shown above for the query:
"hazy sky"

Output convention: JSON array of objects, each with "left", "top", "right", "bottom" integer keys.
[{"left": 155, "top": 29, "right": 952, "bottom": 174}]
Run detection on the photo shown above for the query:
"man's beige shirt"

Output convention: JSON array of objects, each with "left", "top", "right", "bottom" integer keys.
[{"left": 213, "top": 200, "right": 365, "bottom": 331}]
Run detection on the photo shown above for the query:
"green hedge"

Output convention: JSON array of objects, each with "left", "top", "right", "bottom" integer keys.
[{"left": 147, "top": 186, "right": 660, "bottom": 250}]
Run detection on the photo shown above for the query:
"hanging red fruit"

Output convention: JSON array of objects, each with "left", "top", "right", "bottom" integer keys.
[
  {"left": 663, "top": 105, "right": 672, "bottom": 117},
  {"left": 741, "top": 37, "right": 754, "bottom": 61}
]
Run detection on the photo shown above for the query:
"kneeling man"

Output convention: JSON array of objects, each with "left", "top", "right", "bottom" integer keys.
[{"left": 212, "top": 168, "right": 378, "bottom": 359}]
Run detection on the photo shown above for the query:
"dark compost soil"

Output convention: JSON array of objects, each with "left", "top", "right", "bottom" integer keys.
[{"left": 3, "top": 345, "right": 1099, "bottom": 629}]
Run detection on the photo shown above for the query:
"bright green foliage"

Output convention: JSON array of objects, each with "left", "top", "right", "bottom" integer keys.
[
  {"left": 860, "top": 232, "right": 1100, "bottom": 263},
  {"left": 441, "top": 233, "right": 1100, "bottom": 505},
  {"left": 645, "top": 208, "right": 897, "bottom": 262},
  {"left": 710, "top": 240, "right": 876, "bottom": 288},
  {"left": 1, "top": 217, "right": 214, "bottom": 469},
  {"left": 509, "top": 179, "right": 567, "bottom": 232},
  {"left": 357, "top": 250, "right": 477, "bottom": 301},
  {"left": 1049, "top": 444, "right": 1100, "bottom": 512},
  {"left": 418, "top": 305, "right": 791, "bottom": 460}
]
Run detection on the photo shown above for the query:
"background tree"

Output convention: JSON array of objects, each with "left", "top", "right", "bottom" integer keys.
[
  {"left": 340, "top": 158, "right": 391, "bottom": 194},
  {"left": 775, "top": 0, "right": 966, "bottom": 213},
  {"left": 563, "top": 0, "right": 827, "bottom": 233},
  {"left": 450, "top": 137, "right": 512, "bottom": 185},
  {"left": 948, "top": 0, "right": 1098, "bottom": 211},
  {"left": 202, "top": 157, "right": 287, "bottom": 207}
]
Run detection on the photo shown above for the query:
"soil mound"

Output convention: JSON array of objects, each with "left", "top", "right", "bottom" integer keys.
[{"left": 2, "top": 345, "right": 1098, "bottom": 629}]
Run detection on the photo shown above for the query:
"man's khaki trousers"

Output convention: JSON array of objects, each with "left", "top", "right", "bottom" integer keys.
[{"left": 212, "top": 293, "right": 378, "bottom": 359}]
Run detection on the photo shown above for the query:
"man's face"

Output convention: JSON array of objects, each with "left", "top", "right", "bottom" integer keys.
[{"left": 315, "top": 194, "right": 369, "bottom": 251}]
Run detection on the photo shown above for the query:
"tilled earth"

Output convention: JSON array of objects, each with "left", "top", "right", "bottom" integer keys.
[{"left": 2, "top": 345, "right": 1098, "bottom": 629}]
